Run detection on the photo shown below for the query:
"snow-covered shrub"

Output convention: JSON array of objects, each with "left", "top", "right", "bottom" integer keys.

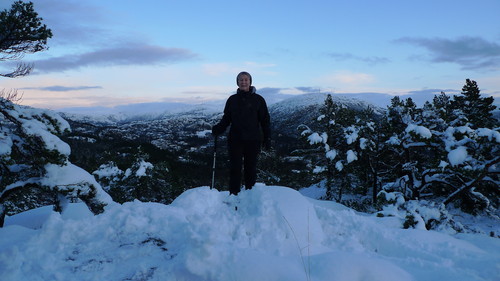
[
  {"left": 92, "top": 161, "right": 124, "bottom": 190},
  {"left": 376, "top": 190, "right": 464, "bottom": 233},
  {"left": 376, "top": 190, "right": 405, "bottom": 208},
  {"left": 0, "top": 98, "right": 113, "bottom": 226},
  {"left": 92, "top": 158, "right": 175, "bottom": 204}
]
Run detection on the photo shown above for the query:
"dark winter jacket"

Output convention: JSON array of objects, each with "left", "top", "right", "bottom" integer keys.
[{"left": 212, "top": 86, "right": 271, "bottom": 144}]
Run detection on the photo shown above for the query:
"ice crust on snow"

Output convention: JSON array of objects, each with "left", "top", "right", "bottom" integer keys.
[{"left": 2, "top": 185, "right": 498, "bottom": 281}]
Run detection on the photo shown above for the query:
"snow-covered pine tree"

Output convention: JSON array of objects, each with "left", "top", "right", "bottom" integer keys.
[
  {"left": 379, "top": 80, "right": 499, "bottom": 216},
  {"left": 452, "top": 79, "right": 497, "bottom": 129},
  {"left": 411, "top": 99, "right": 452, "bottom": 197},
  {"left": 379, "top": 96, "right": 438, "bottom": 200},
  {"left": 93, "top": 154, "right": 178, "bottom": 204},
  {"left": 0, "top": 98, "right": 112, "bottom": 227},
  {"left": 436, "top": 80, "right": 500, "bottom": 214},
  {"left": 431, "top": 92, "right": 455, "bottom": 127},
  {"left": 300, "top": 94, "right": 369, "bottom": 201},
  {"left": 298, "top": 94, "right": 335, "bottom": 198},
  {"left": 352, "top": 106, "right": 381, "bottom": 203}
]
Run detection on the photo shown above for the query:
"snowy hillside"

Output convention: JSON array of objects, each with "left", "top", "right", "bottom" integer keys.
[
  {"left": 1, "top": 185, "right": 499, "bottom": 281},
  {"left": 57, "top": 91, "right": 383, "bottom": 124},
  {"left": 59, "top": 101, "right": 225, "bottom": 124},
  {"left": 269, "top": 93, "right": 384, "bottom": 123},
  {"left": 59, "top": 92, "right": 384, "bottom": 155},
  {"left": 57, "top": 89, "right": 499, "bottom": 125}
]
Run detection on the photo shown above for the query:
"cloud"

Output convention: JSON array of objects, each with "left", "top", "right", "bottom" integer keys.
[
  {"left": 292, "top": 87, "right": 323, "bottom": 94},
  {"left": 31, "top": 0, "right": 113, "bottom": 46},
  {"left": 20, "top": 85, "right": 103, "bottom": 92},
  {"left": 23, "top": 93, "right": 155, "bottom": 110},
  {"left": 319, "top": 71, "right": 376, "bottom": 85},
  {"left": 30, "top": 44, "right": 198, "bottom": 73},
  {"left": 407, "top": 88, "right": 460, "bottom": 95},
  {"left": 396, "top": 36, "right": 500, "bottom": 71},
  {"left": 326, "top": 52, "right": 390, "bottom": 65}
]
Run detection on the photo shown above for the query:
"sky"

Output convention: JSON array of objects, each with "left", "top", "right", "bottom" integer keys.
[{"left": 1, "top": 0, "right": 500, "bottom": 110}]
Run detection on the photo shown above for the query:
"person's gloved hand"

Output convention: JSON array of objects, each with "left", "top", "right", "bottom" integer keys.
[{"left": 212, "top": 124, "right": 224, "bottom": 136}]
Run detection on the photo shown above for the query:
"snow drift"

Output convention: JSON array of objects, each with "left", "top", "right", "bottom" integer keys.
[{"left": 1, "top": 185, "right": 498, "bottom": 281}]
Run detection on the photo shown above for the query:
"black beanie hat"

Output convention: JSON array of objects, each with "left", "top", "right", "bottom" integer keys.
[{"left": 236, "top": 71, "right": 252, "bottom": 86}]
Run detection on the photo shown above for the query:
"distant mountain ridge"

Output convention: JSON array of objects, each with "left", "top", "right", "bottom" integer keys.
[
  {"left": 58, "top": 91, "right": 393, "bottom": 124},
  {"left": 58, "top": 89, "right": 499, "bottom": 125}
]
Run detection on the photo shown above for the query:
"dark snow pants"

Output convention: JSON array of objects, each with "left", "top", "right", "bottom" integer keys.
[{"left": 228, "top": 140, "right": 261, "bottom": 195}]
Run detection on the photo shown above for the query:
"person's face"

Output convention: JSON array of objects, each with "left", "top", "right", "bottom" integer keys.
[{"left": 237, "top": 75, "right": 251, "bottom": 91}]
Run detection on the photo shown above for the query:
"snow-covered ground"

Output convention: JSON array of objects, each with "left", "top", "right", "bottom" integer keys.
[{"left": 1, "top": 184, "right": 498, "bottom": 281}]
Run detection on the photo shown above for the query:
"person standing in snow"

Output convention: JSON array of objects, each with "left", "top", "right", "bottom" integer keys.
[{"left": 212, "top": 71, "right": 271, "bottom": 196}]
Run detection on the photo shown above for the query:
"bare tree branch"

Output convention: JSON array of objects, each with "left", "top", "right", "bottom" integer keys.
[
  {"left": 0, "top": 88, "right": 23, "bottom": 103},
  {"left": 0, "top": 62, "right": 33, "bottom": 78}
]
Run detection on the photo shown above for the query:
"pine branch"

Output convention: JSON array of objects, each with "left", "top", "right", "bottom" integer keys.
[{"left": 442, "top": 157, "right": 500, "bottom": 205}]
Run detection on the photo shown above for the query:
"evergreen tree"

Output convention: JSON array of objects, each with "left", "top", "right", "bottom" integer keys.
[
  {"left": 298, "top": 94, "right": 337, "bottom": 199},
  {"left": 379, "top": 80, "right": 499, "bottom": 215},
  {"left": 0, "top": 1, "right": 52, "bottom": 77},
  {"left": 300, "top": 94, "right": 369, "bottom": 201},
  {"left": 0, "top": 99, "right": 112, "bottom": 227},
  {"left": 325, "top": 99, "right": 359, "bottom": 201},
  {"left": 352, "top": 106, "right": 381, "bottom": 203},
  {"left": 452, "top": 79, "right": 498, "bottom": 128},
  {"left": 379, "top": 96, "right": 436, "bottom": 200},
  {"left": 432, "top": 92, "right": 454, "bottom": 127}
]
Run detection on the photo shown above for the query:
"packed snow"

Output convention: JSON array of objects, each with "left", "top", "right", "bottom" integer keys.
[{"left": 1, "top": 184, "right": 498, "bottom": 281}]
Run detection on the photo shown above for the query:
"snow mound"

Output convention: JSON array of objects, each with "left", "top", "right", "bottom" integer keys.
[{"left": 1, "top": 185, "right": 499, "bottom": 281}]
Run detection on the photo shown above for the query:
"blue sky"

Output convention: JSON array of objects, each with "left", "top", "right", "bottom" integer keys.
[{"left": 1, "top": 0, "right": 499, "bottom": 109}]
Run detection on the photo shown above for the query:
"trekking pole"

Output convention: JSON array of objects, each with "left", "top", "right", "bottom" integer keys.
[{"left": 211, "top": 135, "right": 218, "bottom": 189}]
